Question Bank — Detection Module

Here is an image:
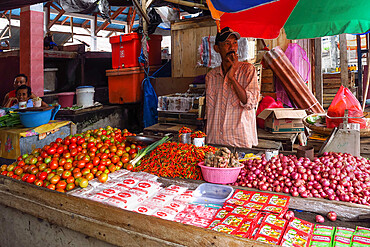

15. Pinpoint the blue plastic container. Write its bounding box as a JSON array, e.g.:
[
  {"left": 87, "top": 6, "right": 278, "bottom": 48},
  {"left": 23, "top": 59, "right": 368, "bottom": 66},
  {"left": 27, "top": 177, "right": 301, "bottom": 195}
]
[
  {"left": 193, "top": 183, "right": 234, "bottom": 205},
  {"left": 19, "top": 105, "right": 60, "bottom": 128}
]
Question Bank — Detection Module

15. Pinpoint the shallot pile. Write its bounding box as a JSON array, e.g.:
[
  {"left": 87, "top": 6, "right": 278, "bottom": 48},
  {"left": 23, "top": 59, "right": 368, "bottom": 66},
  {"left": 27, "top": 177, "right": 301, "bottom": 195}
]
[{"left": 231, "top": 152, "right": 370, "bottom": 206}]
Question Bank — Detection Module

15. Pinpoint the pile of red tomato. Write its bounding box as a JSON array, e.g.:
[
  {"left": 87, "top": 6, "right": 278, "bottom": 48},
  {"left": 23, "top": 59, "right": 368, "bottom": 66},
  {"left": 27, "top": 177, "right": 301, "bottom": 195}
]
[{"left": 0, "top": 126, "right": 140, "bottom": 193}]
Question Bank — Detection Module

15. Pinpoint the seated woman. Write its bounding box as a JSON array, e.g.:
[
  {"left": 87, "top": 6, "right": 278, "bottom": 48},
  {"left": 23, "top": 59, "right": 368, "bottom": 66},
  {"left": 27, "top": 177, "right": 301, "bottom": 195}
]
[
  {"left": 2, "top": 74, "right": 48, "bottom": 107},
  {"left": 4, "top": 85, "right": 34, "bottom": 109}
]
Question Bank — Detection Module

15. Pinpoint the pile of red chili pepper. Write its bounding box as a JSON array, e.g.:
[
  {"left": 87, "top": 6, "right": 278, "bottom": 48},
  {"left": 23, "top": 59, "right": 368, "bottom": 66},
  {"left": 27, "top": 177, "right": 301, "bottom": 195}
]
[{"left": 133, "top": 142, "right": 217, "bottom": 180}]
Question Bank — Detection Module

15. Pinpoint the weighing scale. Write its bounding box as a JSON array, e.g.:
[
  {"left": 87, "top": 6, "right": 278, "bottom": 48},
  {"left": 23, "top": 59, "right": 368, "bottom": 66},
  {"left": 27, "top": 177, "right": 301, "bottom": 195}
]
[{"left": 319, "top": 110, "right": 361, "bottom": 157}]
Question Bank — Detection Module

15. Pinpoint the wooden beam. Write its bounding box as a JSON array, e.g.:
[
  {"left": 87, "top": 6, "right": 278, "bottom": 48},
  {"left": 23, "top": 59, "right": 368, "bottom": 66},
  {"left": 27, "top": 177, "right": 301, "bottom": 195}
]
[
  {"left": 132, "top": 0, "right": 150, "bottom": 24},
  {"left": 61, "top": 16, "right": 69, "bottom": 25},
  {"left": 163, "top": 0, "right": 208, "bottom": 10},
  {"left": 81, "top": 20, "right": 90, "bottom": 28},
  {"left": 48, "top": 9, "right": 65, "bottom": 29},
  {"left": 50, "top": 3, "right": 62, "bottom": 12},
  {"left": 95, "top": 7, "right": 126, "bottom": 35},
  {"left": 129, "top": 9, "right": 136, "bottom": 33},
  {"left": 340, "top": 34, "right": 349, "bottom": 87},
  {"left": 314, "top": 38, "right": 323, "bottom": 105}
]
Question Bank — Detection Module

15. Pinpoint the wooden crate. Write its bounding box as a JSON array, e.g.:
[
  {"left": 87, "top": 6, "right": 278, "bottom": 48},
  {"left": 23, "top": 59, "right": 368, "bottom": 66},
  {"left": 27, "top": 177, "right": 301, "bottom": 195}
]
[{"left": 171, "top": 17, "right": 217, "bottom": 77}]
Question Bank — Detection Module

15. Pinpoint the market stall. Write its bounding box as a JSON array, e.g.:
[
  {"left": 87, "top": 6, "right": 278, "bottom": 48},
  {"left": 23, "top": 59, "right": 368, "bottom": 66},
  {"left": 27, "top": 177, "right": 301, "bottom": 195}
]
[{"left": 0, "top": 126, "right": 369, "bottom": 247}]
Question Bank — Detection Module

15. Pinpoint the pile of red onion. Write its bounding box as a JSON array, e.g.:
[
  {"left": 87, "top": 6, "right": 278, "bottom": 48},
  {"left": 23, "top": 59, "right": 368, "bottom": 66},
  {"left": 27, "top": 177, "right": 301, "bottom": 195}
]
[{"left": 232, "top": 152, "right": 370, "bottom": 206}]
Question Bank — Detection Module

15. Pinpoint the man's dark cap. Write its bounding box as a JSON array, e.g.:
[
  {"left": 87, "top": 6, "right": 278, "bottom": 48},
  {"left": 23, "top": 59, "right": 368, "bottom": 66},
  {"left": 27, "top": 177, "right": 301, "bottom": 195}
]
[{"left": 215, "top": 27, "right": 241, "bottom": 44}]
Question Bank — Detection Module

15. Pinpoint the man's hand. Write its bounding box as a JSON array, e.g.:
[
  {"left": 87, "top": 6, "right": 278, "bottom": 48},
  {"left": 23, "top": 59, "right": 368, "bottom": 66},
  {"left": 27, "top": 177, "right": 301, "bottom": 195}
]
[{"left": 225, "top": 52, "right": 238, "bottom": 83}]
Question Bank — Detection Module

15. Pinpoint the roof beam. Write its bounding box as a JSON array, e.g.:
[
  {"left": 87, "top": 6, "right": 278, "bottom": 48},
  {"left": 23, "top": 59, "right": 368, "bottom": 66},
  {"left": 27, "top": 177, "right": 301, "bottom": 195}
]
[
  {"left": 128, "top": 8, "right": 136, "bottom": 33},
  {"left": 163, "top": 0, "right": 208, "bottom": 10},
  {"left": 95, "top": 7, "right": 126, "bottom": 35},
  {"left": 61, "top": 16, "right": 69, "bottom": 25},
  {"left": 48, "top": 8, "right": 65, "bottom": 29},
  {"left": 50, "top": 9, "right": 129, "bottom": 26}
]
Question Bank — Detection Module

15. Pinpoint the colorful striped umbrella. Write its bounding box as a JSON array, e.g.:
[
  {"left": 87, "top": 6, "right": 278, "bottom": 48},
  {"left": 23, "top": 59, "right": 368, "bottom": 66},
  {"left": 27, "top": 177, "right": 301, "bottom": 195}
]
[{"left": 208, "top": 0, "right": 370, "bottom": 39}]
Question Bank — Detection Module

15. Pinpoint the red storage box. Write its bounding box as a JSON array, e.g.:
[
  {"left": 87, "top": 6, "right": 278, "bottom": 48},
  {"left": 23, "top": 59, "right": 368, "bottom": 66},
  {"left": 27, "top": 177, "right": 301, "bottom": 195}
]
[
  {"left": 106, "top": 66, "right": 159, "bottom": 104},
  {"left": 110, "top": 33, "right": 162, "bottom": 69}
]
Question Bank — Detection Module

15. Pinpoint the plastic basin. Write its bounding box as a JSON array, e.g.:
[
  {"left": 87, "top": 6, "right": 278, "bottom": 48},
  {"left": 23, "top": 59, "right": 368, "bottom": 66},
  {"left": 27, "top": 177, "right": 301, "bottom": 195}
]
[
  {"left": 198, "top": 162, "right": 244, "bottom": 184},
  {"left": 19, "top": 105, "right": 60, "bottom": 128},
  {"left": 193, "top": 183, "right": 234, "bottom": 205},
  {"left": 58, "top": 92, "right": 75, "bottom": 108}
]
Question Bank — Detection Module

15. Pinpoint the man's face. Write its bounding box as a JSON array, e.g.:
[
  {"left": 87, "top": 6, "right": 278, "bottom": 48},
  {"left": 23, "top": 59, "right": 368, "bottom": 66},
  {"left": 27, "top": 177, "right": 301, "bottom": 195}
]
[
  {"left": 17, "top": 89, "right": 29, "bottom": 102},
  {"left": 14, "top": 76, "right": 27, "bottom": 89},
  {"left": 214, "top": 35, "right": 238, "bottom": 62}
]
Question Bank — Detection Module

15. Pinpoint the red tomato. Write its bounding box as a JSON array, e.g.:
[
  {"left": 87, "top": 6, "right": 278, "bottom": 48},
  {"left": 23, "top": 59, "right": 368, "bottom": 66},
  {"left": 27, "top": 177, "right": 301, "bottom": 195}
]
[
  {"left": 55, "top": 138, "right": 63, "bottom": 143},
  {"left": 1, "top": 171, "right": 8, "bottom": 176},
  {"left": 47, "top": 148, "right": 57, "bottom": 155},
  {"left": 21, "top": 173, "right": 29, "bottom": 181},
  {"left": 50, "top": 175, "right": 61, "bottom": 184},
  {"left": 77, "top": 138, "right": 85, "bottom": 145},
  {"left": 26, "top": 174, "right": 36, "bottom": 183},
  {"left": 34, "top": 179, "right": 43, "bottom": 187},
  {"left": 98, "top": 173, "right": 108, "bottom": 183},
  {"left": 126, "top": 164, "right": 134, "bottom": 171},
  {"left": 66, "top": 176, "right": 75, "bottom": 184},
  {"left": 87, "top": 142, "right": 95, "bottom": 149},
  {"left": 66, "top": 183, "right": 75, "bottom": 191},
  {"left": 14, "top": 167, "right": 24, "bottom": 176},
  {"left": 70, "top": 137, "right": 77, "bottom": 143},
  {"left": 47, "top": 184, "right": 56, "bottom": 190},
  {"left": 97, "top": 164, "right": 106, "bottom": 171},
  {"left": 92, "top": 157, "right": 100, "bottom": 166},
  {"left": 38, "top": 171, "right": 48, "bottom": 180},
  {"left": 49, "top": 160, "right": 59, "bottom": 170},
  {"left": 56, "top": 146, "right": 64, "bottom": 154},
  {"left": 76, "top": 161, "right": 85, "bottom": 169},
  {"left": 69, "top": 143, "right": 77, "bottom": 150},
  {"left": 70, "top": 148, "right": 78, "bottom": 157},
  {"left": 56, "top": 180, "right": 67, "bottom": 190},
  {"left": 61, "top": 170, "right": 71, "bottom": 179},
  {"left": 64, "top": 162, "right": 72, "bottom": 170},
  {"left": 77, "top": 146, "right": 82, "bottom": 152},
  {"left": 85, "top": 162, "right": 93, "bottom": 170}
]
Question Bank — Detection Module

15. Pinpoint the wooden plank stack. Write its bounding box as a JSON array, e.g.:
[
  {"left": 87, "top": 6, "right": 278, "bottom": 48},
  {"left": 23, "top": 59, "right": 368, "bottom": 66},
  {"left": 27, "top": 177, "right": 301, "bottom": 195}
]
[
  {"left": 323, "top": 72, "right": 355, "bottom": 108},
  {"left": 260, "top": 68, "right": 276, "bottom": 99}
]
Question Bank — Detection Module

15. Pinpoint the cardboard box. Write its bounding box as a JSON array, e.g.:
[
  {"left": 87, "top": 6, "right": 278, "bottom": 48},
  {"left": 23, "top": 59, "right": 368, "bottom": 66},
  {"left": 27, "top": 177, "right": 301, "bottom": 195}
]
[{"left": 258, "top": 108, "right": 307, "bottom": 133}]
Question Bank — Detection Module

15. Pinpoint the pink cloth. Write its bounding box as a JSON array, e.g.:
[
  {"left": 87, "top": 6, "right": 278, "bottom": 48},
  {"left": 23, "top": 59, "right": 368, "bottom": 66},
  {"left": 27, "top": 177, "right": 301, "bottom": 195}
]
[{"left": 206, "top": 62, "right": 259, "bottom": 148}]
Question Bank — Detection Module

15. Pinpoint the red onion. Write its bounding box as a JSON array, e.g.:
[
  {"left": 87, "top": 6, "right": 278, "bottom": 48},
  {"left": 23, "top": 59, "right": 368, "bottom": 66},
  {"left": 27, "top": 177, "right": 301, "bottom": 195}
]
[
  {"left": 327, "top": 211, "right": 337, "bottom": 221},
  {"left": 235, "top": 152, "right": 370, "bottom": 206},
  {"left": 284, "top": 211, "right": 295, "bottom": 220},
  {"left": 315, "top": 215, "right": 325, "bottom": 223}
]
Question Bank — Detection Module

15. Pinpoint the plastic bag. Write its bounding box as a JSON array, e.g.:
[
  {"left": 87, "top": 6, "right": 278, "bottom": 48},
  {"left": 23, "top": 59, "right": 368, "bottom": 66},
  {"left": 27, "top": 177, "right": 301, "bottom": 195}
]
[
  {"left": 256, "top": 96, "right": 283, "bottom": 129},
  {"left": 285, "top": 43, "right": 311, "bottom": 84},
  {"left": 136, "top": 8, "right": 163, "bottom": 35},
  {"left": 142, "top": 76, "right": 158, "bottom": 128},
  {"left": 326, "top": 86, "right": 367, "bottom": 129},
  {"left": 58, "top": 0, "right": 111, "bottom": 22}
]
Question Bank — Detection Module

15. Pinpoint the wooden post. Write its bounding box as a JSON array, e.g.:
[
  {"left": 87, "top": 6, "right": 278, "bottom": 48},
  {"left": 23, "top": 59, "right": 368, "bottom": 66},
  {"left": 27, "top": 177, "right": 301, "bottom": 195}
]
[
  {"left": 340, "top": 34, "right": 349, "bottom": 87},
  {"left": 314, "top": 38, "right": 323, "bottom": 105}
]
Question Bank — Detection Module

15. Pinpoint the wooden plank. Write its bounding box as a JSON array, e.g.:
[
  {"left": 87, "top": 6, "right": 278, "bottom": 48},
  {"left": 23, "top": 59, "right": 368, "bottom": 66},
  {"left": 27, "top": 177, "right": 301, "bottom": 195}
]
[
  {"left": 0, "top": 177, "right": 274, "bottom": 247},
  {"left": 171, "top": 17, "right": 216, "bottom": 31},
  {"left": 314, "top": 38, "right": 323, "bottom": 105},
  {"left": 340, "top": 34, "right": 349, "bottom": 87},
  {"left": 261, "top": 83, "right": 275, "bottom": 92}
]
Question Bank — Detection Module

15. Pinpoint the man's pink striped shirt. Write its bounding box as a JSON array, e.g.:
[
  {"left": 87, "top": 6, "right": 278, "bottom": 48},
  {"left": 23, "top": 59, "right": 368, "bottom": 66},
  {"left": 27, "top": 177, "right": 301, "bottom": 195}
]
[{"left": 206, "top": 62, "right": 259, "bottom": 148}]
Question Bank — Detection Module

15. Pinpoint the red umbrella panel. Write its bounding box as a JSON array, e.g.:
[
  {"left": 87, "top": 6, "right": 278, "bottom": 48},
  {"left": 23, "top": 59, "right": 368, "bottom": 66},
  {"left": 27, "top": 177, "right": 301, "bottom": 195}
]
[{"left": 207, "top": 0, "right": 299, "bottom": 39}]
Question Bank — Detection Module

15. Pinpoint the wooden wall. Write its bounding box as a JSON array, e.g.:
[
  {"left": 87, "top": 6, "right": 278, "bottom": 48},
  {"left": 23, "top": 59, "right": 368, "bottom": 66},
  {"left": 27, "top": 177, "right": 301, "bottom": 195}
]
[{"left": 171, "top": 17, "right": 217, "bottom": 78}]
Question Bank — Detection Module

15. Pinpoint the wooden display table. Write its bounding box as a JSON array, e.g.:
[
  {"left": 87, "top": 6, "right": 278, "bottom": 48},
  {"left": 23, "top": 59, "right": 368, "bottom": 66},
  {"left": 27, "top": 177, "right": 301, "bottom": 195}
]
[{"left": 0, "top": 175, "right": 369, "bottom": 246}]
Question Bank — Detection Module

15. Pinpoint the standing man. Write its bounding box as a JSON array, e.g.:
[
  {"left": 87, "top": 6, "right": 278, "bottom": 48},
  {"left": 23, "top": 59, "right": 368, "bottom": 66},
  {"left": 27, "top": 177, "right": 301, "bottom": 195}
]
[{"left": 206, "top": 27, "right": 259, "bottom": 148}]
